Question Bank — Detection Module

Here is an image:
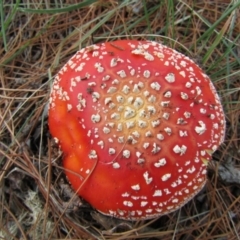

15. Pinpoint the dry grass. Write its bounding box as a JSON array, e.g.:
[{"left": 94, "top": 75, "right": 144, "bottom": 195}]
[{"left": 0, "top": 0, "right": 240, "bottom": 239}]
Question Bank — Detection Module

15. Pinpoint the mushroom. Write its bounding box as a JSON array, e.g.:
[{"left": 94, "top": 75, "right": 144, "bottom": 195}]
[{"left": 48, "top": 40, "right": 225, "bottom": 220}]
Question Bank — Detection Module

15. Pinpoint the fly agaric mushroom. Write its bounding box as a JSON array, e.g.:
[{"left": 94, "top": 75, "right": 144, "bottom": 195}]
[{"left": 48, "top": 40, "right": 225, "bottom": 220}]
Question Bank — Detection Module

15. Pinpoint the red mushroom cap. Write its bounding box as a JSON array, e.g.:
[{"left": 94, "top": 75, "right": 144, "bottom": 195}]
[{"left": 48, "top": 40, "right": 225, "bottom": 220}]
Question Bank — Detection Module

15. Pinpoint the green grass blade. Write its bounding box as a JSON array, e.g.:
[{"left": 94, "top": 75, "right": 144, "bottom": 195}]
[
  {"left": 1, "top": 16, "right": 55, "bottom": 66},
  {"left": 17, "top": 0, "right": 98, "bottom": 14}
]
